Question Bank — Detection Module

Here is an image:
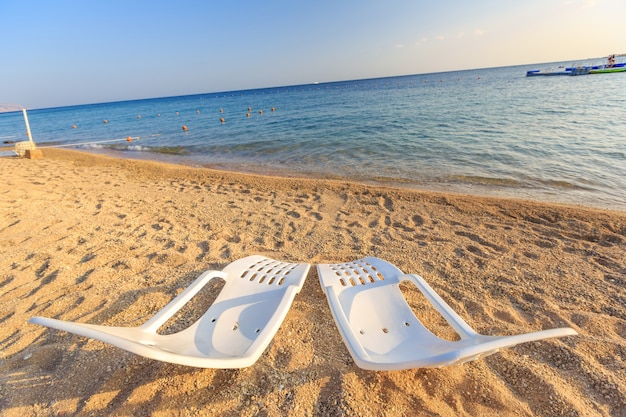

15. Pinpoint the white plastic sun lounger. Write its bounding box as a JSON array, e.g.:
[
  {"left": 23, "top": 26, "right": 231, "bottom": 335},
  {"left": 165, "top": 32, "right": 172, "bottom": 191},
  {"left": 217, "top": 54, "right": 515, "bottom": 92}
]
[
  {"left": 30, "top": 256, "right": 310, "bottom": 368},
  {"left": 317, "top": 257, "right": 577, "bottom": 370}
]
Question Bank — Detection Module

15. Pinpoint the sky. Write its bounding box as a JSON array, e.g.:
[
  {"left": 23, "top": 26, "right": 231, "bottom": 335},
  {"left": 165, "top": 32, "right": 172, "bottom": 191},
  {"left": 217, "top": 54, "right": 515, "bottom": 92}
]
[{"left": 1, "top": 0, "right": 624, "bottom": 110}]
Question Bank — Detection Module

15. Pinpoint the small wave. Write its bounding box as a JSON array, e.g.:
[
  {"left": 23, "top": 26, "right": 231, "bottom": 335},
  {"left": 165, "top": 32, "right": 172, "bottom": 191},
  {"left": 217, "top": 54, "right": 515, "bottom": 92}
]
[
  {"left": 368, "top": 176, "right": 417, "bottom": 184},
  {"left": 79, "top": 143, "right": 189, "bottom": 154},
  {"left": 125, "top": 145, "right": 151, "bottom": 151},
  {"left": 447, "top": 175, "right": 522, "bottom": 187},
  {"left": 122, "top": 144, "right": 189, "bottom": 155},
  {"left": 149, "top": 146, "right": 190, "bottom": 155},
  {"left": 108, "top": 144, "right": 153, "bottom": 152},
  {"left": 77, "top": 143, "right": 150, "bottom": 151},
  {"left": 78, "top": 143, "right": 106, "bottom": 149},
  {"left": 536, "top": 179, "right": 589, "bottom": 190}
]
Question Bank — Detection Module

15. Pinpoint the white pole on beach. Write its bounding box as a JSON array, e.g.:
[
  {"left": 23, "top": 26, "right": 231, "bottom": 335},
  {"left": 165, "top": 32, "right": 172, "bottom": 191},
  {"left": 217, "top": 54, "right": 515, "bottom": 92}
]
[{"left": 22, "top": 108, "right": 34, "bottom": 145}]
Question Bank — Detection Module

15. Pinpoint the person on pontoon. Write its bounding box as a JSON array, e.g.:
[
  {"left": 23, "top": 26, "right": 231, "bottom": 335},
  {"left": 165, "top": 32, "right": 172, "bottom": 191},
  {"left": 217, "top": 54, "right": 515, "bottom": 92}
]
[{"left": 607, "top": 54, "right": 615, "bottom": 68}]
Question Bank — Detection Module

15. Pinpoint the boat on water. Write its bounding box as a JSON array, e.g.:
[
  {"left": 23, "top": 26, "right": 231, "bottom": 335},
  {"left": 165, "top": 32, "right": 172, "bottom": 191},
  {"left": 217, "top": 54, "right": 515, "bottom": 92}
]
[
  {"left": 526, "top": 66, "right": 590, "bottom": 77},
  {"left": 595, "top": 53, "right": 622, "bottom": 72},
  {"left": 566, "top": 62, "right": 626, "bottom": 71},
  {"left": 589, "top": 65, "right": 626, "bottom": 74},
  {"left": 527, "top": 54, "right": 626, "bottom": 77}
]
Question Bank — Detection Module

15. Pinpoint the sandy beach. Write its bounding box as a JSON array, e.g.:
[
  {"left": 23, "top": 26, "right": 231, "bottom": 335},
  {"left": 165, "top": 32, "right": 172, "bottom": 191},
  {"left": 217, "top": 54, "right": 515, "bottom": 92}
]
[{"left": 1, "top": 148, "right": 624, "bottom": 416}]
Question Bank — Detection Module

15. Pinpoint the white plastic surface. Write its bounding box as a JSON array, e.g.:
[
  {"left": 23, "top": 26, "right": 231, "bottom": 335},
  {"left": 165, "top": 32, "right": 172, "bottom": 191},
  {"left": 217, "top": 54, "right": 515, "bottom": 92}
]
[
  {"left": 30, "top": 256, "right": 310, "bottom": 368},
  {"left": 317, "top": 257, "right": 577, "bottom": 370}
]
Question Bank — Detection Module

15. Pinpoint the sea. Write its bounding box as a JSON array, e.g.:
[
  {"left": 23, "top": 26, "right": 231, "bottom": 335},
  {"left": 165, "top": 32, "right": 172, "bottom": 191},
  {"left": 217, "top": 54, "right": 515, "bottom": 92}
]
[{"left": 2, "top": 61, "right": 625, "bottom": 211}]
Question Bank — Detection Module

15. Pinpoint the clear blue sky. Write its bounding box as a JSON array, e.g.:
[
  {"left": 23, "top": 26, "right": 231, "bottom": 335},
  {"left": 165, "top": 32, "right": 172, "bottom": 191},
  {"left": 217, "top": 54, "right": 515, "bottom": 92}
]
[{"left": 1, "top": 0, "right": 624, "bottom": 109}]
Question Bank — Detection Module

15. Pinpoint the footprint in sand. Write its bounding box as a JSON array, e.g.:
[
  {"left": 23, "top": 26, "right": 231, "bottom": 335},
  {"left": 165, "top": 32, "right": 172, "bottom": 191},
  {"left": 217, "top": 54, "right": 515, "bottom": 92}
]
[
  {"left": 392, "top": 221, "right": 415, "bottom": 232},
  {"left": 523, "top": 251, "right": 539, "bottom": 260},
  {"left": 493, "top": 308, "right": 519, "bottom": 324},
  {"left": 411, "top": 214, "right": 424, "bottom": 227},
  {"left": 308, "top": 212, "right": 323, "bottom": 221},
  {"left": 455, "top": 231, "right": 505, "bottom": 253},
  {"left": 380, "top": 196, "right": 394, "bottom": 211}
]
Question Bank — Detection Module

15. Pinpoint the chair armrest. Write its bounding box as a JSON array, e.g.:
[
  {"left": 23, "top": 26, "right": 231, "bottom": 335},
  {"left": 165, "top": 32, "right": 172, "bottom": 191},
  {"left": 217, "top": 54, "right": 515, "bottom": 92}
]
[
  {"left": 402, "top": 274, "right": 479, "bottom": 340},
  {"left": 141, "top": 270, "right": 227, "bottom": 332}
]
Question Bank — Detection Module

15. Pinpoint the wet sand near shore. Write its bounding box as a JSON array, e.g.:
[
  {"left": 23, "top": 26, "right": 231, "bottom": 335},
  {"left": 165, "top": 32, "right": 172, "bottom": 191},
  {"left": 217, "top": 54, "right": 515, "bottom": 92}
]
[{"left": 1, "top": 148, "right": 624, "bottom": 416}]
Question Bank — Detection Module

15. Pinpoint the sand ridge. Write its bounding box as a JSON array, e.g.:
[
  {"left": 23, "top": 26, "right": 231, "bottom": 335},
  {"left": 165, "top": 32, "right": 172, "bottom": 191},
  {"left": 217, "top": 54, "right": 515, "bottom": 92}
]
[{"left": 0, "top": 148, "right": 624, "bottom": 416}]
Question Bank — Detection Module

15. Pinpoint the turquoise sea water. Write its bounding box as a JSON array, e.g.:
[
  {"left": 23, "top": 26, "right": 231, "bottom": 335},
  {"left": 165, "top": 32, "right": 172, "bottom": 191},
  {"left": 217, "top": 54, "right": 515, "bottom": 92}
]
[{"left": 2, "top": 62, "right": 625, "bottom": 211}]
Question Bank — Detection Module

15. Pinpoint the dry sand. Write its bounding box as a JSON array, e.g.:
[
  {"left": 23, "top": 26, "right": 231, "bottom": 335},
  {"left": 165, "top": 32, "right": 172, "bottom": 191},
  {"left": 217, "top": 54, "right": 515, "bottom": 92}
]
[{"left": 0, "top": 148, "right": 624, "bottom": 416}]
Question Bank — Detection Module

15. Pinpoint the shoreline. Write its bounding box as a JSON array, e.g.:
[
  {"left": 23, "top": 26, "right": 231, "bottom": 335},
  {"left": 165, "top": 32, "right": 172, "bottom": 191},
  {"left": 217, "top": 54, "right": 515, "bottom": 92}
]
[
  {"left": 1, "top": 148, "right": 624, "bottom": 416},
  {"left": 43, "top": 147, "right": 626, "bottom": 214}
]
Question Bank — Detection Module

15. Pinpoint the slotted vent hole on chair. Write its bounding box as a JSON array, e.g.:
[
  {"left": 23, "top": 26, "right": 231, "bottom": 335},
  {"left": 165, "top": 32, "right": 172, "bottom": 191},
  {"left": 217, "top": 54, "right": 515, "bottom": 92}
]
[
  {"left": 331, "top": 262, "right": 384, "bottom": 287},
  {"left": 357, "top": 263, "right": 384, "bottom": 282},
  {"left": 157, "top": 276, "right": 226, "bottom": 335},
  {"left": 239, "top": 260, "right": 295, "bottom": 286},
  {"left": 398, "top": 281, "right": 461, "bottom": 342}
]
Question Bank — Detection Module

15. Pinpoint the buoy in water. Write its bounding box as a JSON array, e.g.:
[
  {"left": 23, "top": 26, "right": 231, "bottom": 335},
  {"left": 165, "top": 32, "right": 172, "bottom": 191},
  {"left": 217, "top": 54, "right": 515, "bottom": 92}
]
[
  {"left": 72, "top": 125, "right": 77, "bottom": 129},
  {"left": 126, "top": 136, "right": 133, "bottom": 142},
  {"left": 182, "top": 125, "right": 188, "bottom": 131}
]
